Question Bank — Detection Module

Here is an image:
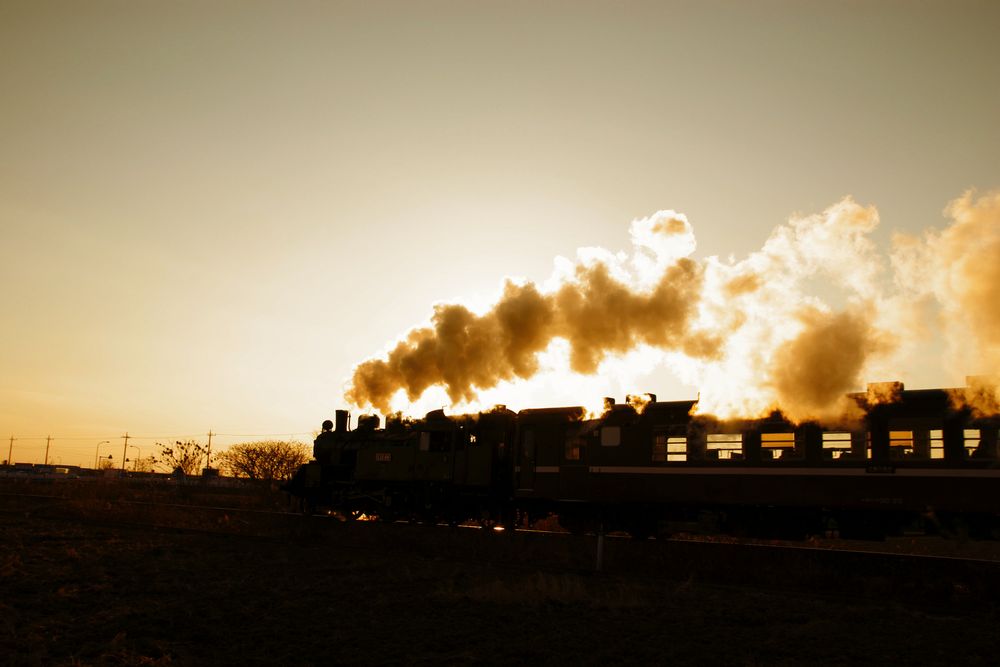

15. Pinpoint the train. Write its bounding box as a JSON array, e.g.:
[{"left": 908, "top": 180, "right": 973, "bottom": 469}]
[{"left": 283, "top": 380, "right": 1000, "bottom": 540}]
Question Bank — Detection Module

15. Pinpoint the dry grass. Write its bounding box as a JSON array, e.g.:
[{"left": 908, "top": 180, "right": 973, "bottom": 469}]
[
  {"left": 3, "top": 512, "right": 999, "bottom": 666},
  {"left": 439, "top": 571, "right": 649, "bottom": 609},
  {"left": 4, "top": 484, "right": 1000, "bottom": 665}
]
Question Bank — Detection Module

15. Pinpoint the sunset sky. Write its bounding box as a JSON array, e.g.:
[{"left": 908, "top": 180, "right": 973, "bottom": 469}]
[{"left": 2, "top": 1, "right": 998, "bottom": 467}]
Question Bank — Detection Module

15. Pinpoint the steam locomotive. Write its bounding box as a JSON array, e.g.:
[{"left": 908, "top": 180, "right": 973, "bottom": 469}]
[{"left": 283, "top": 381, "right": 1000, "bottom": 539}]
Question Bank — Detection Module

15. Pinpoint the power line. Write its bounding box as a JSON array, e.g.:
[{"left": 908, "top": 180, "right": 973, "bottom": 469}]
[
  {"left": 0, "top": 432, "right": 313, "bottom": 441},
  {"left": 213, "top": 432, "right": 313, "bottom": 437},
  {"left": 110, "top": 434, "right": 210, "bottom": 441}
]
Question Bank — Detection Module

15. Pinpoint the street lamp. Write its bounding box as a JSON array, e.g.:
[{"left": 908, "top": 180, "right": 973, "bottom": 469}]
[
  {"left": 128, "top": 444, "right": 141, "bottom": 472},
  {"left": 94, "top": 441, "right": 110, "bottom": 469}
]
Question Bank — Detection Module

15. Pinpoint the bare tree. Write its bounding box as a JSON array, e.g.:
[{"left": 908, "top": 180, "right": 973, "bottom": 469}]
[
  {"left": 216, "top": 441, "right": 310, "bottom": 481},
  {"left": 131, "top": 456, "right": 157, "bottom": 473},
  {"left": 155, "top": 440, "right": 208, "bottom": 475}
]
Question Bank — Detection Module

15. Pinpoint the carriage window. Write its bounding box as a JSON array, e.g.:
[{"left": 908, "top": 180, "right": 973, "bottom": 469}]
[
  {"left": 929, "top": 429, "right": 944, "bottom": 460},
  {"left": 964, "top": 429, "right": 981, "bottom": 457},
  {"left": 761, "top": 432, "right": 799, "bottom": 461},
  {"left": 706, "top": 433, "right": 742, "bottom": 460},
  {"left": 667, "top": 437, "right": 687, "bottom": 462},
  {"left": 889, "top": 430, "right": 914, "bottom": 459},
  {"left": 822, "top": 432, "right": 852, "bottom": 460},
  {"left": 653, "top": 434, "right": 687, "bottom": 462},
  {"left": 601, "top": 426, "right": 621, "bottom": 447},
  {"left": 419, "top": 432, "right": 430, "bottom": 452}
]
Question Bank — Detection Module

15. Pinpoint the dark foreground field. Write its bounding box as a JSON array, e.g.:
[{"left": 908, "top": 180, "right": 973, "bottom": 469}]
[{"left": 2, "top": 496, "right": 1000, "bottom": 665}]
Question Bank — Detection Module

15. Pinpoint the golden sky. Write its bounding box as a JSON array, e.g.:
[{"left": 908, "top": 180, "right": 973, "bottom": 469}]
[{"left": 2, "top": 1, "right": 998, "bottom": 466}]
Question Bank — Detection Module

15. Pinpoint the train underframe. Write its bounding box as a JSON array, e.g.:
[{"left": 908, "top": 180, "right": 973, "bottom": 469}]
[
  {"left": 286, "top": 474, "right": 1000, "bottom": 540},
  {"left": 287, "top": 477, "right": 516, "bottom": 528},
  {"left": 548, "top": 501, "right": 1000, "bottom": 541}
]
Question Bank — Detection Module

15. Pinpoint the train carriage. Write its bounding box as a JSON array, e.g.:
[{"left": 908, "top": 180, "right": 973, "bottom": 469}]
[{"left": 286, "top": 380, "right": 1000, "bottom": 539}]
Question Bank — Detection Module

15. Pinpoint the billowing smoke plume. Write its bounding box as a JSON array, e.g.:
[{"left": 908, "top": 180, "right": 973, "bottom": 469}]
[
  {"left": 346, "top": 212, "right": 717, "bottom": 413},
  {"left": 346, "top": 189, "right": 1000, "bottom": 422},
  {"left": 671, "top": 195, "right": 914, "bottom": 423},
  {"left": 893, "top": 190, "right": 1000, "bottom": 415},
  {"left": 769, "top": 307, "right": 892, "bottom": 423}
]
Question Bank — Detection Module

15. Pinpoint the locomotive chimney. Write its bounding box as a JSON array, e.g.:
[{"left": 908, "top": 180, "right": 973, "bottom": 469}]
[{"left": 335, "top": 410, "right": 350, "bottom": 433}]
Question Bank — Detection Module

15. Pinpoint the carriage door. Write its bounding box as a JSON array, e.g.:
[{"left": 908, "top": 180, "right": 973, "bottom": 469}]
[
  {"left": 559, "top": 426, "right": 588, "bottom": 500},
  {"left": 518, "top": 429, "right": 536, "bottom": 490},
  {"left": 452, "top": 427, "right": 468, "bottom": 484}
]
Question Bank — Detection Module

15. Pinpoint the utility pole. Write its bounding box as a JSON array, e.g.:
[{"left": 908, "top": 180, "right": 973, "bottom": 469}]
[
  {"left": 44, "top": 436, "right": 52, "bottom": 466},
  {"left": 6, "top": 435, "right": 13, "bottom": 467},
  {"left": 121, "top": 432, "right": 130, "bottom": 471},
  {"left": 206, "top": 430, "right": 214, "bottom": 470},
  {"left": 94, "top": 441, "right": 110, "bottom": 469}
]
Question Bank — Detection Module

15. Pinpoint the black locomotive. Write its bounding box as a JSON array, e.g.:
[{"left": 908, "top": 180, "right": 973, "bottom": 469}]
[{"left": 284, "top": 381, "right": 1000, "bottom": 539}]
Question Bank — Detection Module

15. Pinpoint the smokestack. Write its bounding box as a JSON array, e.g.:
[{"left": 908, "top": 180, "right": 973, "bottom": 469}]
[{"left": 335, "top": 410, "right": 350, "bottom": 433}]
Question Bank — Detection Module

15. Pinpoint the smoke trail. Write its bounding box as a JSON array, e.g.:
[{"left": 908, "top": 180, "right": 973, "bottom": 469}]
[
  {"left": 346, "top": 190, "right": 999, "bottom": 421},
  {"left": 892, "top": 189, "right": 1000, "bottom": 415},
  {"left": 769, "top": 306, "right": 892, "bottom": 423},
  {"left": 346, "top": 212, "right": 715, "bottom": 414},
  {"left": 677, "top": 196, "right": 896, "bottom": 423}
]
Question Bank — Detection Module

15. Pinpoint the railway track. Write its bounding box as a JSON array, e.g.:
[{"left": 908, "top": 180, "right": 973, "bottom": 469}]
[
  {"left": 4, "top": 489, "right": 1000, "bottom": 558},
  {"left": 3, "top": 490, "right": 1000, "bottom": 611}
]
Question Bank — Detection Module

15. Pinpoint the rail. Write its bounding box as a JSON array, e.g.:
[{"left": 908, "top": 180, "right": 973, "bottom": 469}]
[{"left": 3, "top": 491, "right": 999, "bottom": 611}]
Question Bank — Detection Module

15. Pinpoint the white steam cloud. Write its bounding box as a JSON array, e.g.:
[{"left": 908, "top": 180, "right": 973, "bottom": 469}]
[{"left": 346, "top": 189, "right": 1000, "bottom": 422}]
